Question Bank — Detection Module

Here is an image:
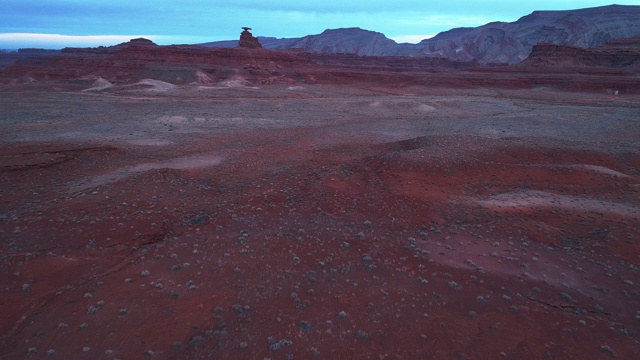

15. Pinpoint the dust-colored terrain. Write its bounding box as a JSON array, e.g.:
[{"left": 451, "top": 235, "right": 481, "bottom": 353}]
[{"left": 1, "top": 45, "right": 640, "bottom": 359}]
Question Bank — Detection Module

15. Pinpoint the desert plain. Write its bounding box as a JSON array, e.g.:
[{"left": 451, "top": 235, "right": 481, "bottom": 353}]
[{"left": 0, "top": 46, "right": 639, "bottom": 360}]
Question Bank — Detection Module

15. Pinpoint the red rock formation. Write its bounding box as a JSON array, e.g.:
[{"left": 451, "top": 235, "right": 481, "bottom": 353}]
[
  {"left": 522, "top": 35, "right": 640, "bottom": 68},
  {"left": 238, "top": 28, "right": 262, "bottom": 49},
  {"left": 2, "top": 35, "right": 639, "bottom": 94},
  {"left": 0, "top": 38, "right": 313, "bottom": 85}
]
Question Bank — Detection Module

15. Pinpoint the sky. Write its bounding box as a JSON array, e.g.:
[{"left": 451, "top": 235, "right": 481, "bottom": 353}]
[{"left": 1, "top": 1, "right": 639, "bottom": 49}]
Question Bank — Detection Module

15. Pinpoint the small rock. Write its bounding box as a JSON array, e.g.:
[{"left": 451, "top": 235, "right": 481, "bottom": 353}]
[
  {"left": 560, "top": 293, "right": 573, "bottom": 302},
  {"left": 355, "top": 330, "right": 369, "bottom": 340},
  {"left": 600, "top": 345, "right": 615, "bottom": 357}
]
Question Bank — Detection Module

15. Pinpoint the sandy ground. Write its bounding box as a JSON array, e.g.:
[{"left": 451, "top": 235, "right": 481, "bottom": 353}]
[{"left": 1, "top": 83, "right": 639, "bottom": 359}]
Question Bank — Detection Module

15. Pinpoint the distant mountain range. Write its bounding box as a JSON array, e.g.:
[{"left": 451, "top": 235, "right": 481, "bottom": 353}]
[
  {"left": 200, "top": 5, "right": 640, "bottom": 64},
  {"left": 201, "top": 28, "right": 413, "bottom": 57}
]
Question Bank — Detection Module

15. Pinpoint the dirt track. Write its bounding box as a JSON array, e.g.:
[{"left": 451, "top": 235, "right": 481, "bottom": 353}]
[{"left": 1, "top": 84, "right": 639, "bottom": 359}]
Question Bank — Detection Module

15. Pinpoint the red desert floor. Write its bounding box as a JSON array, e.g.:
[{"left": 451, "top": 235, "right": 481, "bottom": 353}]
[{"left": 0, "top": 84, "right": 639, "bottom": 359}]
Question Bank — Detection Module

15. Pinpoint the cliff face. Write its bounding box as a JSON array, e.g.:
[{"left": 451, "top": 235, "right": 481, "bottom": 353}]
[{"left": 522, "top": 35, "right": 640, "bottom": 68}]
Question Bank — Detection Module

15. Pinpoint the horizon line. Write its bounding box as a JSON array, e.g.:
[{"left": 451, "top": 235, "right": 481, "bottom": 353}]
[{"left": 0, "top": 31, "right": 434, "bottom": 50}]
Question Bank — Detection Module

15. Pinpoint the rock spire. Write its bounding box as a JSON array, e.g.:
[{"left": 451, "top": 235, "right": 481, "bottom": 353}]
[{"left": 238, "top": 27, "right": 263, "bottom": 49}]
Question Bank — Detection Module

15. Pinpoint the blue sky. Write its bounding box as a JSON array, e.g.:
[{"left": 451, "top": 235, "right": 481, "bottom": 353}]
[{"left": 1, "top": 1, "right": 638, "bottom": 49}]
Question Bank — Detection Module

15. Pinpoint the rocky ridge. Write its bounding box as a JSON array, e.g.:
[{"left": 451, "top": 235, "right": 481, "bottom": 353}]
[
  {"left": 201, "top": 28, "right": 416, "bottom": 56},
  {"left": 201, "top": 5, "right": 640, "bottom": 64},
  {"left": 1, "top": 38, "right": 313, "bottom": 86},
  {"left": 522, "top": 35, "right": 640, "bottom": 68},
  {"left": 2, "top": 34, "right": 639, "bottom": 94},
  {"left": 416, "top": 4, "right": 640, "bottom": 64}
]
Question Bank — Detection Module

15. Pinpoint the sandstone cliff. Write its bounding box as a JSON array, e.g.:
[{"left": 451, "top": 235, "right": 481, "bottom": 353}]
[{"left": 521, "top": 35, "right": 640, "bottom": 69}]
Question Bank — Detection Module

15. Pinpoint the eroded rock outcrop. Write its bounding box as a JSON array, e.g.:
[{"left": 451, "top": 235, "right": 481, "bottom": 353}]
[
  {"left": 0, "top": 37, "right": 312, "bottom": 86},
  {"left": 238, "top": 27, "right": 263, "bottom": 49},
  {"left": 522, "top": 35, "right": 640, "bottom": 68}
]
